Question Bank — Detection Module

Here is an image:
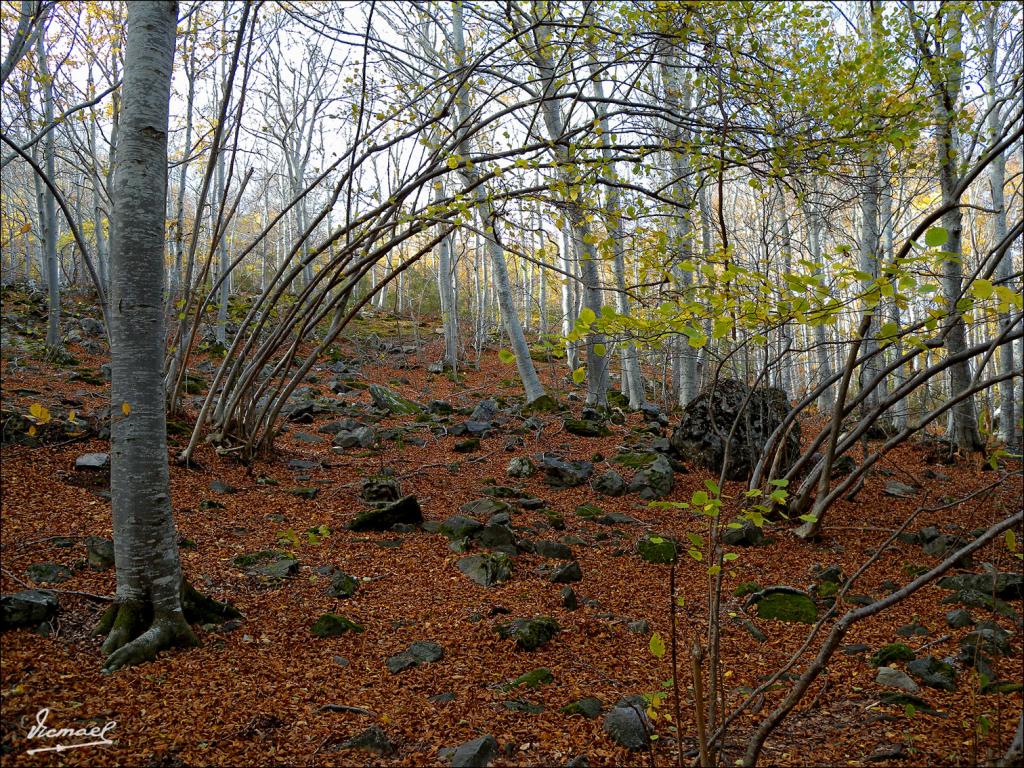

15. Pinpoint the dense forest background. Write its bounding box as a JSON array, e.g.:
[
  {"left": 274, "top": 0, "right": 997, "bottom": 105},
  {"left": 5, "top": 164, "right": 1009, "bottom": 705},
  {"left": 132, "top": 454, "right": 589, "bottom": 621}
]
[{"left": 1, "top": 1, "right": 1022, "bottom": 766}]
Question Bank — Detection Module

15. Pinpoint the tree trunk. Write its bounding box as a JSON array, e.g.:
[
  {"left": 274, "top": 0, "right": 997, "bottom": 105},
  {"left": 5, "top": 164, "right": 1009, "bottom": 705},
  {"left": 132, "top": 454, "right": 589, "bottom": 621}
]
[
  {"left": 101, "top": 0, "right": 196, "bottom": 673},
  {"left": 37, "top": 28, "right": 60, "bottom": 349}
]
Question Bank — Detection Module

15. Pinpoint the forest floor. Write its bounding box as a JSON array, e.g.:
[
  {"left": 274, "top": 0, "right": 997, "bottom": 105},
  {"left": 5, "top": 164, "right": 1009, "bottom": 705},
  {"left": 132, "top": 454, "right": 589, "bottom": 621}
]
[{"left": 1, "top": 287, "right": 1022, "bottom": 768}]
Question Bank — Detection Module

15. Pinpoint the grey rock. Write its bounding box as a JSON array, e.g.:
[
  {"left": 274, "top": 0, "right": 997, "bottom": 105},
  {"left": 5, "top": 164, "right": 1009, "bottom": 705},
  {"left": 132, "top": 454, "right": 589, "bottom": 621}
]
[
  {"left": 210, "top": 478, "right": 236, "bottom": 494},
  {"left": 440, "top": 515, "right": 484, "bottom": 540},
  {"left": 387, "top": 640, "right": 444, "bottom": 673},
  {"left": 876, "top": 666, "right": 920, "bottom": 692},
  {"left": 75, "top": 452, "right": 109, "bottom": 470},
  {"left": 326, "top": 570, "right": 359, "bottom": 598},
  {"left": 946, "top": 609, "right": 975, "bottom": 628},
  {"left": 348, "top": 496, "right": 422, "bottom": 531},
  {"left": 506, "top": 456, "right": 535, "bottom": 478},
  {"left": 906, "top": 656, "right": 957, "bottom": 691},
  {"left": 540, "top": 454, "right": 593, "bottom": 488},
  {"left": 457, "top": 553, "right": 513, "bottom": 587},
  {"left": 560, "top": 697, "right": 603, "bottom": 719},
  {"left": 1, "top": 590, "right": 58, "bottom": 630},
  {"left": 722, "top": 519, "right": 766, "bottom": 547},
  {"left": 603, "top": 697, "right": 652, "bottom": 751},
  {"left": 340, "top": 726, "right": 395, "bottom": 756},
  {"left": 535, "top": 540, "right": 573, "bottom": 560},
  {"left": 550, "top": 561, "right": 582, "bottom": 584},
  {"left": 626, "top": 454, "right": 674, "bottom": 499},
  {"left": 937, "top": 571, "right": 1023, "bottom": 601},
  {"left": 627, "top": 620, "right": 650, "bottom": 634},
  {"left": 451, "top": 734, "right": 498, "bottom": 768},
  {"left": 560, "top": 587, "right": 578, "bottom": 611},
  {"left": 669, "top": 378, "right": 799, "bottom": 481},
  {"left": 477, "top": 523, "right": 516, "bottom": 549},
  {"left": 884, "top": 481, "right": 917, "bottom": 498},
  {"left": 26, "top": 562, "right": 72, "bottom": 584},
  {"left": 471, "top": 399, "right": 500, "bottom": 422},
  {"left": 591, "top": 470, "right": 627, "bottom": 497},
  {"left": 461, "top": 498, "right": 511, "bottom": 518},
  {"left": 84, "top": 536, "right": 114, "bottom": 570},
  {"left": 495, "top": 616, "right": 559, "bottom": 651}
]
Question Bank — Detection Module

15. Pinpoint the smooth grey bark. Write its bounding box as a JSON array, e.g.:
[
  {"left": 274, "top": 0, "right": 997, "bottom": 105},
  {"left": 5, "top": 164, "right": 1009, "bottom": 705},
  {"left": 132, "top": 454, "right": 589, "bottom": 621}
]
[
  {"left": 171, "top": 14, "right": 195, "bottom": 295},
  {"left": 591, "top": 62, "right": 644, "bottom": 408},
  {"left": 560, "top": 225, "right": 579, "bottom": 370},
  {"left": 451, "top": 0, "right": 545, "bottom": 402},
  {"left": 909, "top": 2, "right": 983, "bottom": 451},
  {"left": 435, "top": 182, "right": 458, "bottom": 371},
  {"left": 102, "top": 0, "right": 194, "bottom": 672},
  {"left": 661, "top": 51, "right": 698, "bottom": 405},
  {"left": 775, "top": 187, "right": 795, "bottom": 397},
  {"left": 879, "top": 176, "right": 907, "bottom": 430},
  {"left": 985, "top": 13, "right": 1016, "bottom": 448},
  {"left": 521, "top": 12, "right": 608, "bottom": 406},
  {"left": 0, "top": 0, "right": 49, "bottom": 88},
  {"left": 802, "top": 184, "right": 834, "bottom": 412},
  {"left": 36, "top": 28, "right": 59, "bottom": 348},
  {"left": 86, "top": 66, "right": 109, "bottom": 292}
]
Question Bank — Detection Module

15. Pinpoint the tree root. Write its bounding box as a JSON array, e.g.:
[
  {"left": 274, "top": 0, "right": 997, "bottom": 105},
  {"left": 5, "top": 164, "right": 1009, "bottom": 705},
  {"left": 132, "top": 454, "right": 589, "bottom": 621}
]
[{"left": 94, "top": 579, "right": 240, "bottom": 672}]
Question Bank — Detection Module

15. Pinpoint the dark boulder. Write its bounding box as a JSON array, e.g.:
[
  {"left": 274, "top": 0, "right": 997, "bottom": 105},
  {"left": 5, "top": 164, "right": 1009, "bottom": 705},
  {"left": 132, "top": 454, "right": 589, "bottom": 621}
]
[{"left": 669, "top": 378, "right": 798, "bottom": 481}]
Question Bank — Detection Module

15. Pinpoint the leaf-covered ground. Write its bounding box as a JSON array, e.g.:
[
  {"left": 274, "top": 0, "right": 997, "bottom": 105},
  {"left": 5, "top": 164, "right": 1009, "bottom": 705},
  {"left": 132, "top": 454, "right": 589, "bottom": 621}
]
[{"left": 1, "top": 301, "right": 1021, "bottom": 767}]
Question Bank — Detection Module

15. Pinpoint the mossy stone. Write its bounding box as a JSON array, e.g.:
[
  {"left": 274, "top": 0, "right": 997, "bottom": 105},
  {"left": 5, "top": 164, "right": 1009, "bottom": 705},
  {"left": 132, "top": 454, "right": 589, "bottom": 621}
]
[
  {"left": 870, "top": 642, "right": 916, "bottom": 668},
  {"left": 509, "top": 667, "right": 553, "bottom": 689},
  {"left": 751, "top": 588, "right": 817, "bottom": 624},
  {"left": 311, "top": 613, "right": 364, "bottom": 637},
  {"left": 636, "top": 534, "right": 677, "bottom": 564}
]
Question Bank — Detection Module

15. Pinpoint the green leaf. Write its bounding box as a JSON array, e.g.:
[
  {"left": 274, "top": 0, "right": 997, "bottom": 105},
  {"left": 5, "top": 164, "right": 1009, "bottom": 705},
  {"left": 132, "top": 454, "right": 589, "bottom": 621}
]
[
  {"left": 593, "top": 343, "right": 606, "bottom": 357},
  {"left": 688, "top": 548, "right": 703, "bottom": 561},
  {"left": 571, "top": 367, "right": 586, "bottom": 384},
  {"left": 1006, "top": 529, "right": 1017, "bottom": 552},
  {"left": 924, "top": 227, "right": 948, "bottom": 247},
  {"left": 579, "top": 307, "right": 597, "bottom": 325},
  {"left": 723, "top": 552, "right": 739, "bottom": 562},
  {"left": 971, "top": 279, "right": 993, "bottom": 300},
  {"left": 707, "top": 564, "right": 721, "bottom": 575},
  {"left": 498, "top": 349, "right": 515, "bottom": 364},
  {"left": 691, "top": 490, "right": 709, "bottom": 506},
  {"left": 649, "top": 632, "right": 666, "bottom": 658},
  {"left": 704, "top": 479, "right": 720, "bottom": 496},
  {"left": 686, "top": 532, "right": 703, "bottom": 548},
  {"left": 798, "top": 514, "right": 818, "bottom": 523}
]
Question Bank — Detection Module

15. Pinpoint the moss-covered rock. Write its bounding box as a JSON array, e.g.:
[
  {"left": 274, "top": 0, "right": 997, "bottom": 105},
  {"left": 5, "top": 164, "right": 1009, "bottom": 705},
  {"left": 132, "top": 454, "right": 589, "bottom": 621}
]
[
  {"left": 560, "top": 697, "right": 603, "bottom": 719},
  {"left": 574, "top": 503, "right": 603, "bottom": 520},
  {"left": 496, "top": 616, "right": 560, "bottom": 651},
  {"left": 368, "top": 384, "right": 422, "bottom": 415},
  {"left": 749, "top": 587, "right": 817, "bottom": 624},
  {"left": 733, "top": 581, "right": 762, "bottom": 598},
  {"left": 906, "top": 656, "right": 957, "bottom": 691},
  {"left": 311, "top": 613, "right": 364, "bottom": 637},
  {"left": 563, "top": 418, "right": 611, "bottom": 437},
  {"left": 636, "top": 534, "right": 677, "bottom": 565},
  {"left": 348, "top": 496, "right": 422, "bottom": 531},
  {"left": 457, "top": 552, "right": 512, "bottom": 587},
  {"left": 326, "top": 570, "right": 359, "bottom": 599},
  {"left": 869, "top": 642, "right": 916, "bottom": 668},
  {"left": 508, "top": 667, "right": 553, "bottom": 689}
]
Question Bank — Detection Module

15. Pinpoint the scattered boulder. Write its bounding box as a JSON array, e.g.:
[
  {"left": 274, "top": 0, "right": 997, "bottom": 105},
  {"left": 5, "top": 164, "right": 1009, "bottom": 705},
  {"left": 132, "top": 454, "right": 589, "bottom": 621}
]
[
  {"left": 669, "top": 378, "right": 799, "bottom": 481},
  {"left": 636, "top": 534, "right": 677, "bottom": 565},
  {"left": 627, "top": 620, "right": 650, "bottom": 634},
  {"left": 348, "top": 496, "right": 422, "bottom": 531},
  {"left": 332, "top": 426, "right": 376, "bottom": 449},
  {"left": 361, "top": 474, "right": 401, "bottom": 504},
  {"left": 540, "top": 454, "right": 593, "bottom": 488},
  {"left": 626, "top": 454, "right": 674, "bottom": 499},
  {"left": 869, "top": 643, "right": 915, "bottom": 668},
  {"left": 960, "top": 625, "right": 1011, "bottom": 658},
  {"left": 471, "top": 399, "right": 500, "bottom": 422},
  {"left": 603, "top": 696, "right": 652, "bottom": 751},
  {"left": 461, "top": 498, "right": 510, "bottom": 518},
  {"left": 26, "top": 562, "right": 72, "bottom": 584},
  {"left": 535, "top": 540, "right": 573, "bottom": 560},
  {"left": 340, "top": 726, "right": 395, "bottom": 756},
  {"left": 946, "top": 609, "right": 975, "bottom": 629},
  {"left": 84, "top": 536, "right": 115, "bottom": 570},
  {"left": 721, "top": 519, "right": 765, "bottom": 547},
  {"left": 477, "top": 523, "right": 516, "bottom": 549},
  {"left": 457, "top": 553, "right": 512, "bottom": 587},
  {"left": 1, "top": 590, "right": 57, "bottom": 630},
  {"left": 563, "top": 418, "right": 610, "bottom": 438},
  {"left": 549, "top": 561, "right": 582, "bottom": 584},
  {"left": 454, "top": 438, "right": 480, "bottom": 453},
  {"left": 747, "top": 587, "right": 817, "bottom": 624},
  {"left": 496, "top": 616, "right": 560, "bottom": 651},
  {"left": 311, "top": 613, "right": 364, "bottom": 637},
  {"left": 884, "top": 481, "right": 917, "bottom": 499},
  {"left": 906, "top": 656, "right": 956, "bottom": 692},
  {"left": 560, "top": 587, "right": 578, "bottom": 610},
  {"left": 937, "top": 571, "right": 1022, "bottom": 601},
  {"left": 508, "top": 667, "right": 553, "bottom": 689},
  {"left": 440, "top": 515, "right": 484, "bottom": 540},
  {"left": 561, "top": 697, "right": 603, "bottom": 719},
  {"left": 876, "top": 666, "right": 920, "bottom": 693},
  {"left": 506, "top": 457, "right": 535, "bottom": 478},
  {"left": 326, "top": 571, "right": 360, "bottom": 599},
  {"left": 387, "top": 641, "right": 444, "bottom": 673},
  {"left": 591, "top": 470, "right": 627, "bottom": 497},
  {"left": 369, "top": 384, "right": 422, "bottom": 414},
  {"left": 75, "top": 452, "right": 109, "bottom": 470},
  {"left": 450, "top": 734, "right": 498, "bottom": 768}
]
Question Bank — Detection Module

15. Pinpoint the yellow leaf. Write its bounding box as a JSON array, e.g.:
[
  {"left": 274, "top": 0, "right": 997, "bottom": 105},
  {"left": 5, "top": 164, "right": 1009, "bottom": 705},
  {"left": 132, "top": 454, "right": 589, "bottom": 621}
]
[
  {"left": 121, "top": 402, "right": 131, "bottom": 415},
  {"left": 68, "top": 410, "right": 76, "bottom": 423},
  {"left": 27, "top": 425, "right": 37, "bottom": 436},
  {"left": 29, "top": 403, "right": 42, "bottom": 418}
]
